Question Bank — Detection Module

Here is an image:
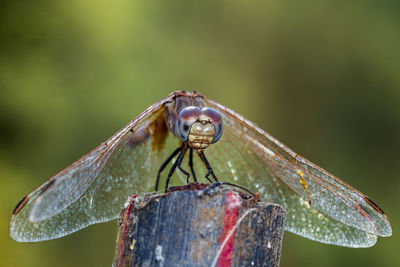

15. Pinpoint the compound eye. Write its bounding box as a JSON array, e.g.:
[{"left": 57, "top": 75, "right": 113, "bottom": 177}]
[
  {"left": 175, "top": 106, "right": 201, "bottom": 141},
  {"left": 202, "top": 107, "right": 223, "bottom": 143}
]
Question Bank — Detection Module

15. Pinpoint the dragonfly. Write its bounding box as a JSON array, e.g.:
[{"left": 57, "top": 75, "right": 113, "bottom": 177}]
[{"left": 10, "top": 91, "right": 392, "bottom": 247}]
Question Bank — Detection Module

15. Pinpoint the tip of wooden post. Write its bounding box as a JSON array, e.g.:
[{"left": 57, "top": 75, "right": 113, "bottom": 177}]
[{"left": 115, "top": 184, "right": 286, "bottom": 267}]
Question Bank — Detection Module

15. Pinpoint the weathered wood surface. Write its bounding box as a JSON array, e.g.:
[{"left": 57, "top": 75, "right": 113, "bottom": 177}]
[{"left": 114, "top": 184, "right": 286, "bottom": 267}]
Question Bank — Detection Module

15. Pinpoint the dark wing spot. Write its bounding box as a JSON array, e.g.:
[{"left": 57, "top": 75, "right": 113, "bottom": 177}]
[
  {"left": 12, "top": 196, "right": 28, "bottom": 215},
  {"left": 363, "top": 196, "right": 385, "bottom": 215}
]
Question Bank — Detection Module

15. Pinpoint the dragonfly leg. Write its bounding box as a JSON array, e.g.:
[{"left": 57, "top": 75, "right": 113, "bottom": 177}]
[
  {"left": 200, "top": 182, "right": 255, "bottom": 198},
  {"left": 178, "top": 164, "right": 190, "bottom": 184},
  {"left": 164, "top": 146, "right": 188, "bottom": 193},
  {"left": 188, "top": 148, "right": 198, "bottom": 183},
  {"left": 155, "top": 146, "right": 182, "bottom": 191},
  {"left": 220, "top": 182, "right": 255, "bottom": 197},
  {"left": 198, "top": 151, "right": 218, "bottom": 183},
  {"left": 177, "top": 145, "right": 190, "bottom": 183}
]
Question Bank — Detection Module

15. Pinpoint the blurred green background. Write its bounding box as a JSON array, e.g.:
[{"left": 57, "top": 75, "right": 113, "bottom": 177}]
[{"left": 1, "top": 0, "right": 399, "bottom": 266}]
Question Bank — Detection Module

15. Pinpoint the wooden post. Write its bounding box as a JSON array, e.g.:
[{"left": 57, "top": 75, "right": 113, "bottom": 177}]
[{"left": 114, "top": 183, "right": 286, "bottom": 267}]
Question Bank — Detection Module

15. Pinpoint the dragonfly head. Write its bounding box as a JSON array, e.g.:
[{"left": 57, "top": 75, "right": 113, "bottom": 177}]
[{"left": 175, "top": 106, "right": 222, "bottom": 150}]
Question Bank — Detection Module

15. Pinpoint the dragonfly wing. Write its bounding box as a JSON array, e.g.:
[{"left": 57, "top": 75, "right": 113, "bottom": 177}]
[
  {"left": 10, "top": 95, "right": 175, "bottom": 242},
  {"left": 204, "top": 98, "right": 391, "bottom": 247},
  {"left": 276, "top": 176, "right": 377, "bottom": 247}
]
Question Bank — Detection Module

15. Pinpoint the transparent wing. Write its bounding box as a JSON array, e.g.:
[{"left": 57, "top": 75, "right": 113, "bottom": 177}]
[
  {"left": 10, "top": 95, "right": 176, "bottom": 242},
  {"left": 204, "top": 98, "right": 392, "bottom": 247}
]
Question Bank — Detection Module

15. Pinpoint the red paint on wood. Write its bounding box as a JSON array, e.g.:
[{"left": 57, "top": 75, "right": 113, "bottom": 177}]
[
  {"left": 116, "top": 195, "right": 137, "bottom": 267},
  {"left": 217, "top": 190, "right": 241, "bottom": 267}
]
